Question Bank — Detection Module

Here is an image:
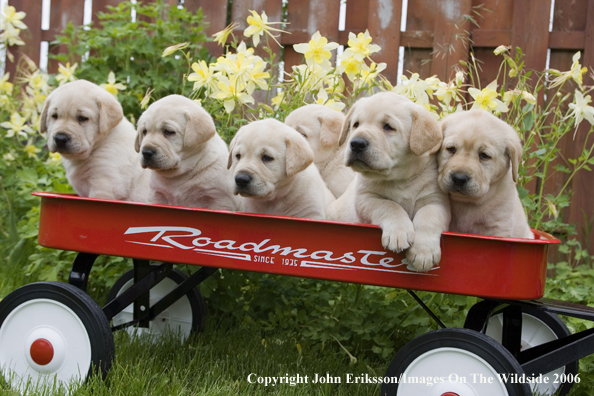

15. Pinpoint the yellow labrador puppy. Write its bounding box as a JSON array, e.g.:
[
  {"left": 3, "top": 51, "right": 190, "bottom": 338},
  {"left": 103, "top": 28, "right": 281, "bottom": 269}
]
[
  {"left": 285, "top": 104, "right": 355, "bottom": 197},
  {"left": 228, "top": 119, "right": 334, "bottom": 219},
  {"left": 135, "top": 95, "right": 239, "bottom": 211},
  {"left": 438, "top": 109, "right": 533, "bottom": 238},
  {"left": 326, "top": 92, "right": 450, "bottom": 271},
  {"left": 41, "top": 79, "right": 149, "bottom": 202}
]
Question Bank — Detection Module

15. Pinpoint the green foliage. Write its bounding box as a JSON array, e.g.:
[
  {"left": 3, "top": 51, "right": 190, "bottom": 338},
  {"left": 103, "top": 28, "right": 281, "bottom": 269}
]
[{"left": 52, "top": 0, "right": 210, "bottom": 121}]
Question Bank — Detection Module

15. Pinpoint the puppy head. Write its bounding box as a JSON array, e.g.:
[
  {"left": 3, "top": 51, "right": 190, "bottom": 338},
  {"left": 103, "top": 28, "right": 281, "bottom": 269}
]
[
  {"left": 284, "top": 104, "right": 345, "bottom": 162},
  {"left": 437, "top": 109, "right": 523, "bottom": 201},
  {"left": 135, "top": 95, "right": 216, "bottom": 171},
  {"left": 227, "top": 119, "right": 313, "bottom": 199},
  {"left": 339, "top": 92, "right": 441, "bottom": 180},
  {"left": 40, "top": 80, "right": 123, "bottom": 160}
]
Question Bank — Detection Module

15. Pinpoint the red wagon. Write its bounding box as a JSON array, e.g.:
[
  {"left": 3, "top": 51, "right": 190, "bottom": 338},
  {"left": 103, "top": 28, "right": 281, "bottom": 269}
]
[{"left": 0, "top": 192, "right": 591, "bottom": 396}]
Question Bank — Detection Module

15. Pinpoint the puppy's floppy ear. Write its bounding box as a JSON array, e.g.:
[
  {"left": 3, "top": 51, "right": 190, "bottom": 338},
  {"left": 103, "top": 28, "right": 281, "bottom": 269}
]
[
  {"left": 338, "top": 105, "right": 356, "bottom": 147},
  {"left": 39, "top": 93, "right": 52, "bottom": 134},
  {"left": 134, "top": 119, "right": 144, "bottom": 153},
  {"left": 319, "top": 111, "right": 345, "bottom": 149},
  {"left": 96, "top": 94, "right": 124, "bottom": 135},
  {"left": 227, "top": 135, "right": 237, "bottom": 169},
  {"left": 184, "top": 109, "right": 216, "bottom": 150},
  {"left": 505, "top": 131, "right": 523, "bottom": 183},
  {"left": 409, "top": 106, "right": 442, "bottom": 156},
  {"left": 285, "top": 135, "right": 314, "bottom": 177}
]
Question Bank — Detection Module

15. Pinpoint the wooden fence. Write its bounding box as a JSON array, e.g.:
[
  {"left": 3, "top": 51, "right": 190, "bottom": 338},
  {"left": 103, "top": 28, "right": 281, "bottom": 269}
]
[{"left": 4, "top": 0, "right": 594, "bottom": 249}]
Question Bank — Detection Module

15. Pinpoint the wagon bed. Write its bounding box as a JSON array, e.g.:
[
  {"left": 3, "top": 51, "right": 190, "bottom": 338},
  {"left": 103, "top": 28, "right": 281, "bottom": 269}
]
[{"left": 35, "top": 192, "right": 556, "bottom": 300}]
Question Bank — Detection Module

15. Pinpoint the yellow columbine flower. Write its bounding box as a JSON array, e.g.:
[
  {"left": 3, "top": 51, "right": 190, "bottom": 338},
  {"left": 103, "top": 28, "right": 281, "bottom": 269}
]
[
  {"left": 271, "top": 92, "right": 285, "bottom": 109},
  {"left": 162, "top": 42, "right": 188, "bottom": 57},
  {"left": 393, "top": 73, "right": 431, "bottom": 105},
  {"left": 549, "top": 51, "right": 588, "bottom": 88},
  {"left": 213, "top": 22, "right": 239, "bottom": 46},
  {"left": 100, "top": 71, "right": 126, "bottom": 96},
  {"left": 213, "top": 76, "right": 254, "bottom": 113},
  {"left": 0, "top": 25, "right": 24, "bottom": 46},
  {"left": 315, "top": 89, "right": 345, "bottom": 112},
  {"left": 343, "top": 30, "right": 381, "bottom": 61},
  {"left": 25, "top": 69, "right": 50, "bottom": 91},
  {"left": 188, "top": 60, "right": 216, "bottom": 92},
  {"left": 566, "top": 90, "right": 594, "bottom": 133},
  {"left": 293, "top": 31, "right": 339, "bottom": 67},
  {"left": 246, "top": 59, "right": 270, "bottom": 94},
  {"left": 468, "top": 80, "right": 508, "bottom": 113},
  {"left": 55, "top": 62, "right": 78, "bottom": 86},
  {"left": 435, "top": 82, "right": 459, "bottom": 106},
  {"left": 24, "top": 143, "right": 40, "bottom": 158},
  {"left": 244, "top": 10, "right": 287, "bottom": 48},
  {"left": 1, "top": 5, "right": 27, "bottom": 31},
  {"left": 337, "top": 53, "right": 364, "bottom": 81},
  {"left": 0, "top": 73, "right": 13, "bottom": 95},
  {"left": 47, "top": 152, "right": 62, "bottom": 165},
  {"left": 0, "top": 112, "right": 35, "bottom": 138}
]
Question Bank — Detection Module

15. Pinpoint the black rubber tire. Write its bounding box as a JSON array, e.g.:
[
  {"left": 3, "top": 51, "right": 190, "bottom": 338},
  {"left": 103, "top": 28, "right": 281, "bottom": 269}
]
[
  {"left": 106, "top": 267, "right": 207, "bottom": 334},
  {"left": 382, "top": 328, "right": 532, "bottom": 396},
  {"left": 0, "top": 281, "right": 114, "bottom": 383},
  {"left": 486, "top": 306, "right": 578, "bottom": 396}
]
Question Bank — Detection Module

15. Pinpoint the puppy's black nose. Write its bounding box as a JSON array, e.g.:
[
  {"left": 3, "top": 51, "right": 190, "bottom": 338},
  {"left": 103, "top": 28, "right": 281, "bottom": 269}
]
[
  {"left": 451, "top": 173, "right": 469, "bottom": 187},
  {"left": 235, "top": 173, "right": 252, "bottom": 188},
  {"left": 54, "top": 133, "right": 70, "bottom": 148},
  {"left": 350, "top": 137, "right": 368, "bottom": 153},
  {"left": 142, "top": 148, "right": 155, "bottom": 160}
]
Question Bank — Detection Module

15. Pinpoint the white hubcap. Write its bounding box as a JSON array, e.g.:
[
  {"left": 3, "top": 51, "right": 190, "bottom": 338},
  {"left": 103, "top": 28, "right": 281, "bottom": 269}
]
[
  {"left": 396, "top": 347, "right": 508, "bottom": 396},
  {"left": 0, "top": 299, "right": 91, "bottom": 387}
]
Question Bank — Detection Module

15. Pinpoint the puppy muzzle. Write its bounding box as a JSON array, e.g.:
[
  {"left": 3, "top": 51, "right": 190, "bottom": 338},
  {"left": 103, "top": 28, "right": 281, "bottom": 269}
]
[
  {"left": 51, "top": 132, "right": 75, "bottom": 153},
  {"left": 444, "top": 171, "right": 478, "bottom": 196},
  {"left": 346, "top": 137, "right": 371, "bottom": 167}
]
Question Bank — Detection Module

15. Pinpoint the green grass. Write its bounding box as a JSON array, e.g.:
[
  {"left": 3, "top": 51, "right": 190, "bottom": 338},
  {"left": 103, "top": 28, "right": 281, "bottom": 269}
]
[{"left": 0, "top": 314, "right": 388, "bottom": 395}]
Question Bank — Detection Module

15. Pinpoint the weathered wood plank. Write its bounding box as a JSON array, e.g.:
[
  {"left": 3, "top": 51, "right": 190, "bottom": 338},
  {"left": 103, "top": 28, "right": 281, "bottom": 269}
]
[
  {"left": 47, "top": 0, "right": 85, "bottom": 73},
  {"left": 184, "top": 0, "right": 230, "bottom": 58},
  {"left": 431, "top": 0, "right": 472, "bottom": 81},
  {"left": 366, "top": 0, "right": 402, "bottom": 84},
  {"left": 510, "top": 0, "right": 552, "bottom": 78}
]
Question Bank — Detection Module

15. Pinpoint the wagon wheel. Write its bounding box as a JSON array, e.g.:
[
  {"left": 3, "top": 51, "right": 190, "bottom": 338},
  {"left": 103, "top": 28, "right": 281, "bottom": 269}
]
[
  {"left": 107, "top": 267, "right": 206, "bottom": 339},
  {"left": 485, "top": 307, "right": 578, "bottom": 396},
  {"left": 382, "top": 328, "right": 532, "bottom": 396},
  {"left": 0, "top": 282, "right": 114, "bottom": 391}
]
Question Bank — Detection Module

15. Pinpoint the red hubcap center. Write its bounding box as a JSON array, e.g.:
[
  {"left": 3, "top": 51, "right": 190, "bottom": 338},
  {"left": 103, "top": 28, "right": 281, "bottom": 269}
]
[
  {"left": 441, "top": 393, "right": 460, "bottom": 396},
  {"left": 30, "top": 338, "right": 54, "bottom": 366}
]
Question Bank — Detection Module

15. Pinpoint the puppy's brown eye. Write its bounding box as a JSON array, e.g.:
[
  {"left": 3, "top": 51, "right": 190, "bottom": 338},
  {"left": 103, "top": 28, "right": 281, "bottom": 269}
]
[
  {"left": 77, "top": 115, "right": 88, "bottom": 123},
  {"left": 383, "top": 123, "right": 394, "bottom": 131},
  {"left": 353, "top": 121, "right": 359, "bottom": 128},
  {"left": 262, "top": 155, "right": 274, "bottom": 162},
  {"left": 236, "top": 153, "right": 241, "bottom": 160},
  {"left": 479, "top": 152, "right": 491, "bottom": 160},
  {"left": 51, "top": 114, "right": 58, "bottom": 120},
  {"left": 142, "top": 129, "right": 147, "bottom": 136},
  {"left": 164, "top": 129, "right": 175, "bottom": 136},
  {"left": 447, "top": 147, "right": 456, "bottom": 154}
]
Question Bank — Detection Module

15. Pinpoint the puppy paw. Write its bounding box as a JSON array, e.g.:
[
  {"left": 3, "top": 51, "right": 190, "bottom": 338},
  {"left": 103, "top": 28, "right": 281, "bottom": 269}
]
[
  {"left": 405, "top": 238, "right": 441, "bottom": 272},
  {"left": 381, "top": 222, "right": 414, "bottom": 253}
]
